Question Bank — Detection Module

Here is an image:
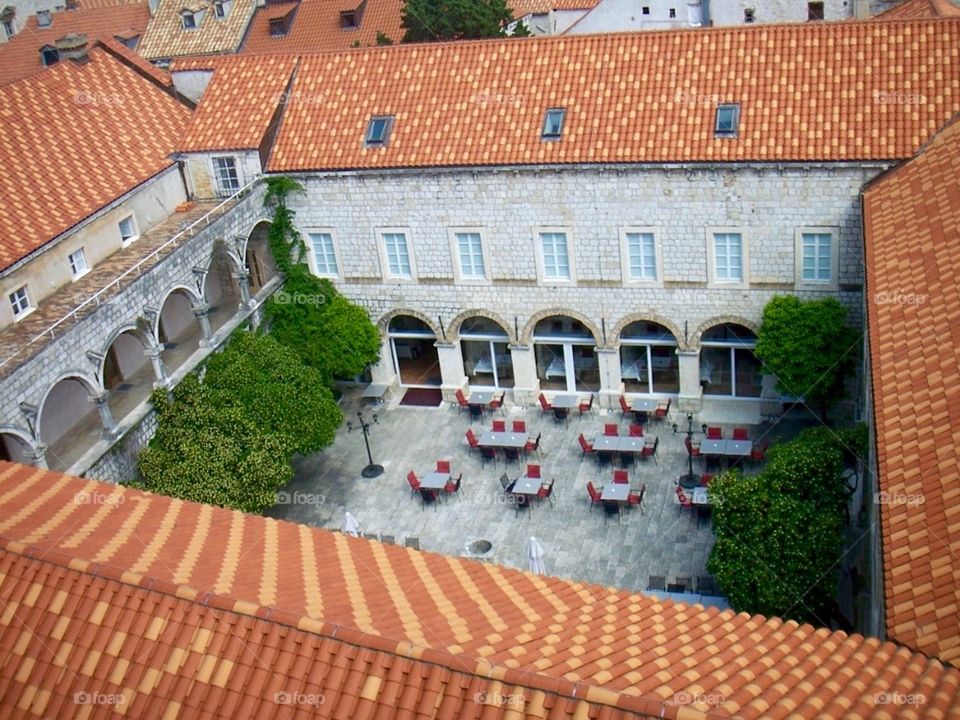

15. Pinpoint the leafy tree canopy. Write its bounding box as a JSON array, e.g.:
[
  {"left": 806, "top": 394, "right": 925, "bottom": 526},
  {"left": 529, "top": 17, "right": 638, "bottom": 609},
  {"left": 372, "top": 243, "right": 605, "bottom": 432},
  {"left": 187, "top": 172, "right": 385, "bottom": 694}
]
[{"left": 401, "top": 0, "right": 519, "bottom": 42}]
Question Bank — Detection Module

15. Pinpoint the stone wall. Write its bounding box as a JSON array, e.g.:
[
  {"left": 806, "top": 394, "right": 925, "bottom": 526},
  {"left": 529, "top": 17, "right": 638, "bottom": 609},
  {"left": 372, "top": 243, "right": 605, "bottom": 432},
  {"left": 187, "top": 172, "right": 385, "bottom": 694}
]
[{"left": 83, "top": 409, "right": 157, "bottom": 484}]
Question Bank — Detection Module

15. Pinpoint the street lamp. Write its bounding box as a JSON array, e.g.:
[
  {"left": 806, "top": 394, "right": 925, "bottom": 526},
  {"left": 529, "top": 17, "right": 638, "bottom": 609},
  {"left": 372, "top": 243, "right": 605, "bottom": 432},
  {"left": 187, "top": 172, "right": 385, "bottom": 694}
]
[
  {"left": 672, "top": 412, "right": 703, "bottom": 489},
  {"left": 347, "top": 412, "right": 384, "bottom": 478}
]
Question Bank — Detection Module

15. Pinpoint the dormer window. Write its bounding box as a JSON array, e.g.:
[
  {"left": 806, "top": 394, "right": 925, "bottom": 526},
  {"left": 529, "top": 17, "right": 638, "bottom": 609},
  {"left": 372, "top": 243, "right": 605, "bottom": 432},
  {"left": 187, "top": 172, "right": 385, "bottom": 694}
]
[
  {"left": 36, "top": 9, "right": 51, "bottom": 27},
  {"left": 715, "top": 103, "right": 740, "bottom": 137},
  {"left": 541, "top": 108, "right": 565, "bottom": 140},
  {"left": 340, "top": 9, "right": 357, "bottom": 28},
  {"left": 269, "top": 17, "right": 286, "bottom": 35},
  {"left": 214, "top": 0, "right": 228, "bottom": 18},
  {"left": 40, "top": 45, "right": 59, "bottom": 66},
  {"left": 181, "top": 10, "right": 196, "bottom": 28},
  {"left": 365, "top": 115, "right": 393, "bottom": 147}
]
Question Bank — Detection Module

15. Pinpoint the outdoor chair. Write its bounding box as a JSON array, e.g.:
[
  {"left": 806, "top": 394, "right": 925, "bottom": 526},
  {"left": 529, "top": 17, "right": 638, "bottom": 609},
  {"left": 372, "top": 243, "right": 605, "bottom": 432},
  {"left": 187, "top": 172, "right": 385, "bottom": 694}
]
[
  {"left": 732, "top": 427, "right": 749, "bottom": 440},
  {"left": 751, "top": 438, "right": 769, "bottom": 465},
  {"left": 604, "top": 423, "right": 619, "bottom": 436},
  {"left": 407, "top": 471, "right": 421, "bottom": 497},
  {"left": 628, "top": 484, "right": 646, "bottom": 512},
  {"left": 654, "top": 398, "right": 671, "bottom": 422},
  {"left": 578, "top": 394, "right": 595, "bottom": 418},
  {"left": 465, "top": 428, "right": 480, "bottom": 452},
  {"left": 619, "top": 395, "right": 631, "bottom": 420},
  {"left": 455, "top": 389, "right": 470, "bottom": 416},
  {"left": 480, "top": 446, "right": 497, "bottom": 467},
  {"left": 578, "top": 433, "right": 595, "bottom": 461},
  {"left": 628, "top": 423, "right": 644, "bottom": 437},
  {"left": 492, "top": 419, "right": 506, "bottom": 432},
  {"left": 443, "top": 473, "right": 463, "bottom": 501},
  {"left": 436, "top": 460, "right": 450, "bottom": 473},
  {"left": 706, "top": 426, "right": 723, "bottom": 439},
  {"left": 499, "top": 473, "right": 514, "bottom": 492},
  {"left": 641, "top": 437, "right": 659, "bottom": 464},
  {"left": 586, "top": 481, "right": 603, "bottom": 511},
  {"left": 526, "top": 463, "right": 541, "bottom": 479},
  {"left": 700, "top": 474, "right": 715, "bottom": 487},
  {"left": 512, "top": 419, "right": 526, "bottom": 433},
  {"left": 676, "top": 486, "right": 693, "bottom": 511},
  {"left": 538, "top": 393, "right": 553, "bottom": 416},
  {"left": 537, "top": 478, "right": 555, "bottom": 507},
  {"left": 504, "top": 447, "right": 521, "bottom": 465},
  {"left": 490, "top": 392, "right": 505, "bottom": 416},
  {"left": 524, "top": 432, "right": 542, "bottom": 458},
  {"left": 613, "top": 469, "right": 629, "bottom": 484}
]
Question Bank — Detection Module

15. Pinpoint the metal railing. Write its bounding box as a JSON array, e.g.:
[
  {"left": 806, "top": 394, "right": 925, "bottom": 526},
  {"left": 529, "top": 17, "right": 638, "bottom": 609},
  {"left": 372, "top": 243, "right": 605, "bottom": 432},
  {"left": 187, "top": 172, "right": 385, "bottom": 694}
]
[{"left": 0, "top": 178, "right": 263, "bottom": 372}]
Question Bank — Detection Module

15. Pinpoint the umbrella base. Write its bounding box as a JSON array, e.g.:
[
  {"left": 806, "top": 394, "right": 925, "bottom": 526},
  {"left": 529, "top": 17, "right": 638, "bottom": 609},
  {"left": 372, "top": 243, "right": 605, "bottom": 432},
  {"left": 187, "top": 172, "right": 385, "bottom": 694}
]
[
  {"left": 362, "top": 464, "right": 384, "bottom": 478},
  {"left": 678, "top": 473, "right": 701, "bottom": 489}
]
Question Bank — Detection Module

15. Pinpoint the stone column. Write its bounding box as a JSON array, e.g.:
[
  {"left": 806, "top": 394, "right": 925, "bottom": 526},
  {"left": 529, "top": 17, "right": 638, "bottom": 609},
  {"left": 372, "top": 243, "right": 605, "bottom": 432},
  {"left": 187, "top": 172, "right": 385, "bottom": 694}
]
[
  {"left": 192, "top": 301, "right": 213, "bottom": 347},
  {"left": 369, "top": 336, "right": 396, "bottom": 386},
  {"left": 233, "top": 267, "right": 252, "bottom": 307},
  {"left": 435, "top": 341, "right": 467, "bottom": 403},
  {"left": 145, "top": 343, "right": 169, "bottom": 388},
  {"left": 596, "top": 347, "right": 621, "bottom": 411},
  {"left": 27, "top": 444, "right": 48, "bottom": 469},
  {"left": 677, "top": 349, "right": 703, "bottom": 413},
  {"left": 93, "top": 393, "right": 119, "bottom": 440},
  {"left": 509, "top": 344, "right": 538, "bottom": 407}
]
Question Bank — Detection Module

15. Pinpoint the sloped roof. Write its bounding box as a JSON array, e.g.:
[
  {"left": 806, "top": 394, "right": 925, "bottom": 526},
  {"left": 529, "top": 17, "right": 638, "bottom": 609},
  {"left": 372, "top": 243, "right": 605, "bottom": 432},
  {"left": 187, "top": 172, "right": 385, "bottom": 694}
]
[
  {"left": 876, "top": 0, "right": 960, "bottom": 19},
  {"left": 2, "top": 461, "right": 959, "bottom": 718},
  {"left": 241, "top": 0, "right": 404, "bottom": 54},
  {"left": 863, "top": 114, "right": 960, "bottom": 666},
  {"left": 0, "top": 3, "right": 150, "bottom": 86},
  {"left": 137, "top": 0, "right": 257, "bottom": 60},
  {"left": 0, "top": 42, "right": 191, "bottom": 271},
  {"left": 508, "top": 0, "right": 598, "bottom": 17},
  {"left": 179, "top": 19, "right": 960, "bottom": 170}
]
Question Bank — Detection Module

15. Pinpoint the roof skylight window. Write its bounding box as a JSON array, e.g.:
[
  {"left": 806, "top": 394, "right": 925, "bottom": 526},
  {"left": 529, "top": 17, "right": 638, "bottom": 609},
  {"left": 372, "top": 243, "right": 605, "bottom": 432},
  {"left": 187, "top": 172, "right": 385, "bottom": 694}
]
[
  {"left": 541, "top": 108, "right": 565, "bottom": 140},
  {"left": 365, "top": 115, "right": 393, "bottom": 147},
  {"left": 715, "top": 103, "right": 740, "bottom": 137}
]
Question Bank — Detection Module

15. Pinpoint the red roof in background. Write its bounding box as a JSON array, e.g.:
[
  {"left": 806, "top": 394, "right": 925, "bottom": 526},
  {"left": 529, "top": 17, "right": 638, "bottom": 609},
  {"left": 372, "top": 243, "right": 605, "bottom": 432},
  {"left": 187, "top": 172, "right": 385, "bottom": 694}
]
[
  {"left": 0, "top": 3, "right": 150, "bottom": 86},
  {"left": 864, "top": 114, "right": 960, "bottom": 666},
  {"left": 0, "top": 42, "right": 191, "bottom": 270},
  {"left": 876, "top": 0, "right": 960, "bottom": 19},
  {"left": 240, "top": 0, "right": 404, "bottom": 54},
  {"left": 1, "top": 461, "right": 959, "bottom": 718}
]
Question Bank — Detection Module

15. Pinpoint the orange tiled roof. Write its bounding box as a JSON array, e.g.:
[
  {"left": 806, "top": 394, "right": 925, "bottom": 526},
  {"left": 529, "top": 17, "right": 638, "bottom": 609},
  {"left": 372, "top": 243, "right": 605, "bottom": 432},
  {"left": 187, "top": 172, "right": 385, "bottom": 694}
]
[
  {"left": 876, "top": 0, "right": 960, "bottom": 19},
  {"left": 2, "top": 461, "right": 960, "bottom": 718},
  {"left": 509, "top": 0, "right": 598, "bottom": 16},
  {"left": 241, "top": 0, "right": 404, "bottom": 55},
  {"left": 0, "top": 3, "right": 149, "bottom": 86},
  {"left": 863, "top": 114, "right": 960, "bottom": 666},
  {"left": 177, "top": 19, "right": 960, "bottom": 169},
  {"left": 76, "top": 0, "right": 145, "bottom": 7},
  {"left": 0, "top": 43, "right": 191, "bottom": 271},
  {"left": 137, "top": 0, "right": 258, "bottom": 60}
]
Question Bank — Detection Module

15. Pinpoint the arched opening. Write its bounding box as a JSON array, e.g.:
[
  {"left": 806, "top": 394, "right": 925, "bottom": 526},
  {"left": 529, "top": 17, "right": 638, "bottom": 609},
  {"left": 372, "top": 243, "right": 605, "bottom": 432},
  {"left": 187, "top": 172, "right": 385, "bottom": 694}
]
[
  {"left": 460, "top": 316, "right": 514, "bottom": 389},
  {"left": 619, "top": 321, "right": 679, "bottom": 395},
  {"left": 39, "top": 377, "right": 98, "bottom": 471},
  {"left": 205, "top": 248, "right": 242, "bottom": 333},
  {"left": 0, "top": 432, "right": 32, "bottom": 464},
  {"left": 388, "top": 316, "right": 440, "bottom": 387},
  {"left": 533, "top": 315, "right": 598, "bottom": 393},
  {"left": 158, "top": 289, "right": 200, "bottom": 374},
  {"left": 245, "top": 222, "right": 278, "bottom": 294},
  {"left": 700, "top": 323, "right": 763, "bottom": 398},
  {"left": 102, "top": 330, "right": 152, "bottom": 422}
]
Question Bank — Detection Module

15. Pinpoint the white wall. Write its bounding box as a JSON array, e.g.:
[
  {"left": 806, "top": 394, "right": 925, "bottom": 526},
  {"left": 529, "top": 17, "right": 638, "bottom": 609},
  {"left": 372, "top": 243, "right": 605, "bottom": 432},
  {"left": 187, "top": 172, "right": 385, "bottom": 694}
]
[
  {"left": 706, "top": 0, "right": 852, "bottom": 25},
  {"left": 171, "top": 69, "right": 214, "bottom": 103},
  {"left": 567, "top": 0, "right": 691, "bottom": 34},
  {"left": 184, "top": 151, "right": 261, "bottom": 201},
  {"left": 0, "top": 0, "right": 65, "bottom": 42}
]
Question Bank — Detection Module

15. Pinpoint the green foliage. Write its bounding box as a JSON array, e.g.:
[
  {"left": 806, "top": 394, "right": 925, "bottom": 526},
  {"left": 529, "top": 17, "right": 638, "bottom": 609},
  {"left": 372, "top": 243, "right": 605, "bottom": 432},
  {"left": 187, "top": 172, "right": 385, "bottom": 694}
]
[
  {"left": 833, "top": 422, "right": 868, "bottom": 466},
  {"left": 510, "top": 19, "right": 531, "bottom": 36},
  {"left": 263, "top": 176, "right": 303, "bottom": 208},
  {"left": 754, "top": 296, "right": 859, "bottom": 418},
  {"left": 375, "top": 30, "right": 394, "bottom": 44},
  {"left": 401, "top": 0, "right": 518, "bottom": 41}
]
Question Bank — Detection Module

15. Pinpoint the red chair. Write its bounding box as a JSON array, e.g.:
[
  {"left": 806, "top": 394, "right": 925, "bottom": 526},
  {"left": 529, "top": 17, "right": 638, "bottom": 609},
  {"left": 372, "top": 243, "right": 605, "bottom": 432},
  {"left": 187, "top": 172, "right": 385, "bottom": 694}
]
[
  {"left": 526, "top": 464, "right": 541, "bottom": 479},
  {"left": 579, "top": 394, "right": 595, "bottom": 418},
  {"left": 465, "top": 428, "right": 480, "bottom": 451},
  {"left": 492, "top": 420, "right": 506, "bottom": 432},
  {"left": 524, "top": 432, "right": 542, "bottom": 458},
  {"left": 455, "top": 388, "right": 470, "bottom": 415},
  {"left": 587, "top": 481, "right": 603, "bottom": 510},
  {"left": 490, "top": 392, "right": 505, "bottom": 416},
  {"left": 619, "top": 395, "right": 631, "bottom": 420},
  {"left": 732, "top": 427, "right": 749, "bottom": 441},
  {"left": 537, "top": 478, "right": 555, "bottom": 507},
  {"left": 436, "top": 460, "right": 450, "bottom": 473},
  {"left": 641, "top": 437, "right": 659, "bottom": 464},
  {"left": 751, "top": 438, "right": 769, "bottom": 464},
  {"left": 578, "top": 434, "right": 595, "bottom": 460},
  {"left": 700, "top": 474, "right": 715, "bottom": 487},
  {"left": 676, "top": 486, "right": 692, "bottom": 511},
  {"left": 538, "top": 393, "right": 553, "bottom": 416},
  {"left": 512, "top": 420, "right": 526, "bottom": 433},
  {"left": 685, "top": 436, "right": 702, "bottom": 458},
  {"left": 628, "top": 484, "right": 646, "bottom": 512},
  {"left": 613, "top": 470, "right": 628, "bottom": 484},
  {"left": 706, "top": 426, "right": 722, "bottom": 439},
  {"left": 443, "top": 473, "right": 463, "bottom": 500},
  {"left": 654, "top": 399, "right": 671, "bottom": 422},
  {"left": 604, "top": 423, "right": 619, "bottom": 436},
  {"left": 407, "top": 471, "right": 421, "bottom": 497},
  {"left": 628, "top": 424, "right": 644, "bottom": 437}
]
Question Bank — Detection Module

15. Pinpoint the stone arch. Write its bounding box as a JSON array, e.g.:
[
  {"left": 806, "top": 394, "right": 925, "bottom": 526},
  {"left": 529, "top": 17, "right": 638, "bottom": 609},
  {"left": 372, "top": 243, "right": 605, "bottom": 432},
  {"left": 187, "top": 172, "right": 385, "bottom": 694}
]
[
  {"left": 243, "top": 219, "right": 279, "bottom": 293},
  {"left": 204, "top": 241, "right": 244, "bottom": 332},
  {"left": 0, "top": 425, "right": 36, "bottom": 464},
  {"left": 448, "top": 309, "right": 515, "bottom": 343},
  {"left": 376, "top": 308, "right": 442, "bottom": 338},
  {"left": 155, "top": 284, "right": 202, "bottom": 339},
  {"left": 691, "top": 316, "right": 760, "bottom": 349},
  {"left": 609, "top": 313, "right": 686, "bottom": 350},
  {"left": 36, "top": 371, "right": 99, "bottom": 440},
  {"left": 98, "top": 323, "right": 151, "bottom": 388},
  {"left": 520, "top": 308, "right": 603, "bottom": 346},
  {"left": 236, "top": 216, "right": 275, "bottom": 260}
]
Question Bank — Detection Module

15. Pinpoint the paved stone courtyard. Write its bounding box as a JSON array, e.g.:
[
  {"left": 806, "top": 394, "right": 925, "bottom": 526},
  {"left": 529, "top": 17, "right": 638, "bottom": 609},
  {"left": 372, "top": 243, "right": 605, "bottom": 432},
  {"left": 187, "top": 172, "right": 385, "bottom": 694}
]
[{"left": 266, "top": 389, "right": 781, "bottom": 596}]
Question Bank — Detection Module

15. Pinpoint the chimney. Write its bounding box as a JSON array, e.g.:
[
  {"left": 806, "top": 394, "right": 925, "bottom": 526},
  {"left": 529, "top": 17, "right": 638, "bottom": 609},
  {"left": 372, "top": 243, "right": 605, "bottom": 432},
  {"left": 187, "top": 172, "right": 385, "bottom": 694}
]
[{"left": 55, "top": 32, "right": 89, "bottom": 62}]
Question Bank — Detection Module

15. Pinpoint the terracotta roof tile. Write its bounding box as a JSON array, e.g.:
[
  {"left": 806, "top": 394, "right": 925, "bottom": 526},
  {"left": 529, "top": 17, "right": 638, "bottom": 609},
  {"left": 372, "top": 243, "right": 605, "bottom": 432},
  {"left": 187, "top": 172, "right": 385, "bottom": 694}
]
[
  {"left": 876, "top": 0, "right": 960, "bottom": 19},
  {"left": 0, "top": 3, "right": 150, "bottom": 86},
  {"left": 179, "top": 19, "right": 960, "bottom": 169},
  {"left": 0, "top": 462, "right": 959, "bottom": 717},
  {"left": 863, "top": 113, "right": 960, "bottom": 666},
  {"left": 0, "top": 43, "right": 192, "bottom": 271},
  {"left": 138, "top": 0, "right": 258, "bottom": 60},
  {"left": 509, "top": 0, "right": 598, "bottom": 16},
  {"left": 241, "top": 0, "right": 404, "bottom": 54}
]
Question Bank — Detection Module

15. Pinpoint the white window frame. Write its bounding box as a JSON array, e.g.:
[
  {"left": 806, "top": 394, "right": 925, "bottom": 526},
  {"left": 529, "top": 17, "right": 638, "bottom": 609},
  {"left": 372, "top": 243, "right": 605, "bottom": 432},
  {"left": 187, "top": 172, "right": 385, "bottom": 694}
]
[
  {"left": 305, "top": 228, "right": 342, "bottom": 279},
  {"left": 706, "top": 228, "right": 749, "bottom": 289},
  {"left": 181, "top": 11, "right": 196, "bottom": 28},
  {"left": 118, "top": 215, "right": 139, "bottom": 245},
  {"left": 377, "top": 228, "right": 417, "bottom": 281},
  {"left": 214, "top": 0, "right": 226, "bottom": 18},
  {"left": 534, "top": 227, "right": 575, "bottom": 286},
  {"left": 67, "top": 248, "right": 89, "bottom": 280},
  {"left": 211, "top": 156, "right": 240, "bottom": 196},
  {"left": 619, "top": 227, "right": 663, "bottom": 286},
  {"left": 795, "top": 227, "right": 839, "bottom": 290},
  {"left": 8, "top": 285, "right": 33, "bottom": 321},
  {"left": 449, "top": 227, "right": 490, "bottom": 284},
  {"left": 3, "top": 18, "right": 15, "bottom": 38}
]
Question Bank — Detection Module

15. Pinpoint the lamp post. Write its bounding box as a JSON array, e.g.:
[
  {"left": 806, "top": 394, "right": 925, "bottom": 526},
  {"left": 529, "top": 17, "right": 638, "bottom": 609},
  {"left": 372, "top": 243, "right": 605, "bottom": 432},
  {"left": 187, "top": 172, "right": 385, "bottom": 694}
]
[
  {"left": 672, "top": 412, "right": 703, "bottom": 489},
  {"left": 347, "top": 412, "right": 384, "bottom": 478}
]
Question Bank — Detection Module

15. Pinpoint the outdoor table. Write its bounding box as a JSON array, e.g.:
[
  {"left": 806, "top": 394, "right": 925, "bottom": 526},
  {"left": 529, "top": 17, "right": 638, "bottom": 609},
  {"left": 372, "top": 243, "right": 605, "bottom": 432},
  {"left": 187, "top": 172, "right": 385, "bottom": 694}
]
[
  {"left": 468, "top": 391, "right": 496, "bottom": 405},
  {"left": 700, "top": 439, "right": 727, "bottom": 455},
  {"left": 592, "top": 436, "right": 646, "bottom": 455},
  {"left": 362, "top": 383, "right": 388, "bottom": 402},
  {"left": 511, "top": 475, "right": 541, "bottom": 496},
  {"left": 630, "top": 398, "right": 658, "bottom": 413},
  {"left": 478, "top": 431, "right": 528, "bottom": 449},
  {"left": 551, "top": 394, "right": 578, "bottom": 408},
  {"left": 701, "top": 439, "right": 754, "bottom": 456},
  {"left": 601, "top": 483, "right": 629, "bottom": 502},
  {"left": 420, "top": 472, "right": 450, "bottom": 490},
  {"left": 593, "top": 436, "right": 620, "bottom": 452},
  {"left": 726, "top": 440, "right": 753, "bottom": 456},
  {"left": 678, "top": 474, "right": 702, "bottom": 490},
  {"left": 618, "top": 437, "right": 646, "bottom": 456}
]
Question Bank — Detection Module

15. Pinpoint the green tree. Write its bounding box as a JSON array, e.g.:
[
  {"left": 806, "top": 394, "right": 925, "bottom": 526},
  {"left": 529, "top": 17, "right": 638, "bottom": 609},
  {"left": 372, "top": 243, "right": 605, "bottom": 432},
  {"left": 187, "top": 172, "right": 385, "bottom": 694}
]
[
  {"left": 401, "top": 0, "right": 518, "bottom": 42},
  {"left": 375, "top": 31, "right": 394, "bottom": 45},
  {"left": 754, "top": 295, "right": 859, "bottom": 421}
]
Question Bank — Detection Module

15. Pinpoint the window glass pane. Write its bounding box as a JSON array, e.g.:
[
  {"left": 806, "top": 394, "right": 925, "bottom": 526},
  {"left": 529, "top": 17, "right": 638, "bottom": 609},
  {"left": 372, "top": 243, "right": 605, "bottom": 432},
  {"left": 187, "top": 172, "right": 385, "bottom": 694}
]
[
  {"left": 627, "top": 232, "right": 656, "bottom": 279},
  {"left": 309, "top": 233, "right": 338, "bottom": 275},
  {"left": 701, "top": 347, "right": 733, "bottom": 396},
  {"left": 9, "top": 287, "right": 29, "bottom": 316},
  {"left": 384, "top": 233, "right": 411, "bottom": 277},
  {"left": 734, "top": 348, "right": 763, "bottom": 397},
  {"left": 572, "top": 344, "right": 599, "bottom": 392},
  {"left": 620, "top": 345, "right": 650, "bottom": 393},
  {"left": 802, "top": 233, "right": 832, "bottom": 282},
  {"left": 714, "top": 233, "right": 742, "bottom": 281},
  {"left": 535, "top": 343, "right": 566, "bottom": 390},
  {"left": 457, "top": 232, "right": 484, "bottom": 277},
  {"left": 651, "top": 345, "right": 680, "bottom": 393},
  {"left": 462, "top": 340, "right": 514, "bottom": 388},
  {"left": 541, "top": 232, "right": 569, "bottom": 279}
]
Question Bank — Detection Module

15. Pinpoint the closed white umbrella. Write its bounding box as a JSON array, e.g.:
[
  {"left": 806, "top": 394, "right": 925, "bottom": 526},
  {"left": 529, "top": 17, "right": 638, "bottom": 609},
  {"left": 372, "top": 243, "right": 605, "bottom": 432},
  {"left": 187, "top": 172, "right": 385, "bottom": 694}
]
[
  {"left": 342, "top": 511, "right": 360, "bottom": 537},
  {"left": 526, "top": 536, "right": 546, "bottom": 575}
]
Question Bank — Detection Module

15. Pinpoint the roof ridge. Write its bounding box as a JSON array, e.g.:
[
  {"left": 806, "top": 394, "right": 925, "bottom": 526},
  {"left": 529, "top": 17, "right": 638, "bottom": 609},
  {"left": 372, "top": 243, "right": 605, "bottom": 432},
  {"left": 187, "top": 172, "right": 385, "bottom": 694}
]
[{"left": 860, "top": 111, "right": 960, "bottom": 193}]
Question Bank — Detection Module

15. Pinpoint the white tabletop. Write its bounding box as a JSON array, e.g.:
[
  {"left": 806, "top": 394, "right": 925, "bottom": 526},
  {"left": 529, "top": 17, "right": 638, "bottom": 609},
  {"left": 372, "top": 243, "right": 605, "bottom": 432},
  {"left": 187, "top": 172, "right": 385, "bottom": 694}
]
[
  {"left": 512, "top": 476, "right": 542, "bottom": 495},
  {"left": 630, "top": 398, "right": 658, "bottom": 412},
  {"left": 601, "top": 483, "right": 630, "bottom": 501},
  {"left": 479, "top": 431, "right": 528, "bottom": 448},
  {"left": 468, "top": 391, "right": 495, "bottom": 405},
  {"left": 551, "top": 394, "right": 579, "bottom": 408},
  {"left": 421, "top": 472, "right": 450, "bottom": 490}
]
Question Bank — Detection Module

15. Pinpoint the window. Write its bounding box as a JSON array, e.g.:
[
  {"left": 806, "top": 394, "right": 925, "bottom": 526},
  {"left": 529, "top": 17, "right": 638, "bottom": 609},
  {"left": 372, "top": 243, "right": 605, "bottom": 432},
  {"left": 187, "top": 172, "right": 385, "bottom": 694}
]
[
  {"left": 68, "top": 248, "right": 88, "bottom": 278},
  {"left": 212, "top": 156, "right": 240, "bottom": 195},
  {"left": 796, "top": 228, "right": 838, "bottom": 288},
  {"left": 118, "top": 215, "right": 138, "bottom": 244},
  {"left": 455, "top": 232, "right": 486, "bottom": 279},
  {"left": 669, "top": 8, "right": 676, "bottom": 18},
  {"left": 340, "top": 9, "right": 357, "bottom": 28},
  {"left": 36, "top": 10, "right": 50, "bottom": 27},
  {"left": 214, "top": 0, "right": 226, "bottom": 17},
  {"left": 269, "top": 18, "right": 286, "bottom": 35},
  {"left": 365, "top": 115, "right": 393, "bottom": 146},
  {"left": 625, "top": 232, "right": 657, "bottom": 281},
  {"left": 744, "top": 8, "right": 755, "bottom": 22},
  {"left": 40, "top": 46, "right": 58, "bottom": 66},
  {"left": 181, "top": 11, "right": 196, "bottom": 28},
  {"left": 715, "top": 104, "right": 740, "bottom": 137},
  {"left": 642, "top": 6, "right": 650, "bottom": 14},
  {"left": 540, "top": 231, "right": 571, "bottom": 281},
  {"left": 308, "top": 232, "right": 339, "bottom": 277},
  {"left": 541, "top": 108, "right": 565, "bottom": 140},
  {"left": 807, "top": 1, "right": 824, "bottom": 20},
  {"left": 381, "top": 231, "right": 413, "bottom": 279},
  {"left": 3, "top": 19, "right": 14, "bottom": 38},
  {"left": 713, "top": 233, "right": 743, "bottom": 283},
  {"left": 9, "top": 286, "right": 31, "bottom": 319}
]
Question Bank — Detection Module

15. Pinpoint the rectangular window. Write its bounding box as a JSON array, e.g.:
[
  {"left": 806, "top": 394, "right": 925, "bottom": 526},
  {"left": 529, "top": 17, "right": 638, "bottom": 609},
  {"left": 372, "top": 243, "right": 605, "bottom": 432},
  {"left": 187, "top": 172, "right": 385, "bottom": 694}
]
[
  {"left": 713, "top": 233, "right": 743, "bottom": 282},
  {"left": 68, "top": 248, "right": 88, "bottom": 278},
  {"left": 540, "top": 232, "right": 570, "bottom": 280},
  {"left": 118, "top": 215, "right": 138, "bottom": 244},
  {"left": 9, "top": 286, "right": 31, "bottom": 318},
  {"left": 212, "top": 157, "right": 240, "bottom": 195},
  {"left": 715, "top": 104, "right": 740, "bottom": 137},
  {"left": 181, "top": 11, "right": 196, "bottom": 28},
  {"left": 802, "top": 232, "right": 833, "bottom": 282},
  {"left": 807, "top": 1, "right": 824, "bottom": 20},
  {"left": 541, "top": 108, "right": 565, "bottom": 140},
  {"left": 365, "top": 116, "right": 393, "bottom": 146},
  {"left": 382, "top": 232, "right": 412, "bottom": 278},
  {"left": 214, "top": 1, "right": 225, "bottom": 17},
  {"left": 3, "top": 19, "right": 14, "bottom": 38},
  {"left": 309, "top": 232, "right": 339, "bottom": 277},
  {"left": 456, "top": 232, "right": 485, "bottom": 279},
  {"left": 626, "top": 232, "right": 657, "bottom": 280}
]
